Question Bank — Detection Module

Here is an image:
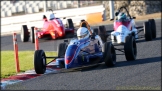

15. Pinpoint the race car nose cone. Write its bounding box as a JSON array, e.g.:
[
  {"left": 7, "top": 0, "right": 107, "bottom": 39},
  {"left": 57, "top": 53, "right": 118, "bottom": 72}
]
[
  {"left": 116, "top": 35, "right": 125, "bottom": 43},
  {"left": 65, "top": 56, "right": 72, "bottom": 64},
  {"left": 64, "top": 45, "right": 78, "bottom": 65}
]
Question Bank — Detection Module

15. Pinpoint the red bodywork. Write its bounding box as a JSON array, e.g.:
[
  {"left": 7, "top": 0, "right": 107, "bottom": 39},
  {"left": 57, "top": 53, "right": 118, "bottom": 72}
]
[
  {"left": 37, "top": 18, "right": 74, "bottom": 39},
  {"left": 114, "top": 20, "right": 132, "bottom": 31}
]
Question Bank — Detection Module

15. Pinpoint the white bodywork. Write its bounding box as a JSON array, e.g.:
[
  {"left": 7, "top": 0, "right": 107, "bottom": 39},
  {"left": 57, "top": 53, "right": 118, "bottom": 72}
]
[{"left": 111, "top": 19, "right": 138, "bottom": 44}]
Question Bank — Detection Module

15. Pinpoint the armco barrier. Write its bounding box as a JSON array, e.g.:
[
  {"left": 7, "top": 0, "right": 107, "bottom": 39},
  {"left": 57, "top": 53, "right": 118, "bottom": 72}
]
[{"left": 1, "top": 5, "right": 106, "bottom": 34}]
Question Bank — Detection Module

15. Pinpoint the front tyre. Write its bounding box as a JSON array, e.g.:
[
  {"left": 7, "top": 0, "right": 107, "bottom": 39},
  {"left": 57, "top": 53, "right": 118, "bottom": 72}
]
[
  {"left": 34, "top": 50, "right": 46, "bottom": 74},
  {"left": 102, "top": 42, "right": 116, "bottom": 67},
  {"left": 124, "top": 35, "right": 137, "bottom": 61}
]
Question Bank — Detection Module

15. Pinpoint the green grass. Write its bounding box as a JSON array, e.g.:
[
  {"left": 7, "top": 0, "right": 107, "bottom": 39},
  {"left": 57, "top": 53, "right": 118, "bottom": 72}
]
[{"left": 1, "top": 51, "right": 57, "bottom": 79}]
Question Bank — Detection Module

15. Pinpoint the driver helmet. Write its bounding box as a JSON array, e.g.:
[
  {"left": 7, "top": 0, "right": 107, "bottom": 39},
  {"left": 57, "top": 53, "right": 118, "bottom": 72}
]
[
  {"left": 77, "top": 27, "right": 90, "bottom": 40},
  {"left": 117, "top": 12, "right": 127, "bottom": 21},
  {"left": 49, "top": 13, "right": 55, "bottom": 20}
]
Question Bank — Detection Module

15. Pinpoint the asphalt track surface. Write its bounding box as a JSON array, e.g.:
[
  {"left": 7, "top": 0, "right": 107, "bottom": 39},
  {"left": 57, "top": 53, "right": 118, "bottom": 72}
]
[{"left": 2, "top": 19, "right": 161, "bottom": 90}]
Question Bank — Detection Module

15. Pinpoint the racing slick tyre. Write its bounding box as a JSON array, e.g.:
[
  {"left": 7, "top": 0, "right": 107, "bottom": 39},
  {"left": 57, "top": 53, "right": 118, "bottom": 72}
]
[
  {"left": 124, "top": 35, "right": 137, "bottom": 61},
  {"left": 21, "top": 25, "right": 29, "bottom": 42},
  {"left": 30, "top": 26, "right": 35, "bottom": 43},
  {"left": 34, "top": 50, "right": 46, "bottom": 74},
  {"left": 57, "top": 43, "right": 67, "bottom": 58},
  {"left": 148, "top": 19, "right": 156, "bottom": 39},
  {"left": 98, "top": 26, "right": 107, "bottom": 43},
  {"left": 93, "top": 28, "right": 99, "bottom": 35},
  {"left": 102, "top": 42, "right": 116, "bottom": 67},
  {"left": 144, "top": 21, "right": 152, "bottom": 41},
  {"left": 67, "top": 19, "right": 74, "bottom": 29}
]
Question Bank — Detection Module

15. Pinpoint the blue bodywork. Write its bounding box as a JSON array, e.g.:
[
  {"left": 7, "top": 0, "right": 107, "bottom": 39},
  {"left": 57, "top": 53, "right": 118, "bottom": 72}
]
[{"left": 56, "top": 37, "right": 104, "bottom": 69}]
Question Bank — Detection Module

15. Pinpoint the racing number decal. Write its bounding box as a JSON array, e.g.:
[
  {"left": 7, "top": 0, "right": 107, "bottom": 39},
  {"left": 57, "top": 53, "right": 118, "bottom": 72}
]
[{"left": 118, "top": 32, "right": 124, "bottom": 35}]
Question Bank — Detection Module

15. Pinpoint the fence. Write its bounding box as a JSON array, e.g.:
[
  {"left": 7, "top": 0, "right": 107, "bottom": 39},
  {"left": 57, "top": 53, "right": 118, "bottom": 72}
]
[
  {"left": 1, "top": 5, "right": 105, "bottom": 34},
  {"left": 1, "top": 1, "right": 103, "bottom": 17}
]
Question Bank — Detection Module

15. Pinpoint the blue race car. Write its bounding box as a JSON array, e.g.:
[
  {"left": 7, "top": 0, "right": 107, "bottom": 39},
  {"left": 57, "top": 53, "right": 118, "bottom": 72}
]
[{"left": 34, "top": 21, "right": 116, "bottom": 74}]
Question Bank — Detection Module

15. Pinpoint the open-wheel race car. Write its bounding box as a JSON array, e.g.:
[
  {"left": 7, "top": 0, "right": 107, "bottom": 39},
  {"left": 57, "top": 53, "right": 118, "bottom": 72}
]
[
  {"left": 110, "top": 6, "right": 156, "bottom": 44},
  {"left": 33, "top": 21, "right": 116, "bottom": 74},
  {"left": 93, "top": 6, "right": 156, "bottom": 61},
  {"left": 20, "top": 9, "right": 75, "bottom": 43}
]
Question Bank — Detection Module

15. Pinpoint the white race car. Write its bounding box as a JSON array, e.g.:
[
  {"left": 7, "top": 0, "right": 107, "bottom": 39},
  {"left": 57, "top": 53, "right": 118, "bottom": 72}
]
[
  {"left": 93, "top": 6, "right": 156, "bottom": 61},
  {"left": 110, "top": 6, "right": 156, "bottom": 44}
]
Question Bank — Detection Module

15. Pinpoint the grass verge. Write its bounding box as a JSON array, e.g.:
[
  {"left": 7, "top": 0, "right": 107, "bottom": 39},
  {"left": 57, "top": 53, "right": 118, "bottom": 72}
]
[{"left": 1, "top": 51, "right": 57, "bottom": 79}]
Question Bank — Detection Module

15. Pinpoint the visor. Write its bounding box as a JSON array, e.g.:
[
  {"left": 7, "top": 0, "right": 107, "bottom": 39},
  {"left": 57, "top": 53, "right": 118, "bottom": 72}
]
[{"left": 77, "top": 33, "right": 88, "bottom": 39}]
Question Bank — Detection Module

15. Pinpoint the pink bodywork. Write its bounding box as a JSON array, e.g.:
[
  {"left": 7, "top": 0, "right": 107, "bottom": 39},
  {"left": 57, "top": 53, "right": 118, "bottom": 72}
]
[
  {"left": 37, "top": 18, "right": 74, "bottom": 39},
  {"left": 114, "top": 20, "right": 132, "bottom": 31}
]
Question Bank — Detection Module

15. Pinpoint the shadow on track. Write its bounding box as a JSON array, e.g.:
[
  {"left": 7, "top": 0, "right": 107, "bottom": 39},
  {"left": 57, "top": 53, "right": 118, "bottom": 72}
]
[
  {"left": 80, "top": 56, "right": 161, "bottom": 72},
  {"left": 136, "top": 36, "right": 162, "bottom": 43},
  {"left": 47, "top": 56, "right": 161, "bottom": 75}
]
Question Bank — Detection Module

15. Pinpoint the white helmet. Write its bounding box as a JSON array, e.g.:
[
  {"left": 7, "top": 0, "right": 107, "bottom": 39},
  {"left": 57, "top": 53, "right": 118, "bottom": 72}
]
[
  {"left": 45, "top": 11, "right": 55, "bottom": 20},
  {"left": 77, "top": 27, "right": 90, "bottom": 40}
]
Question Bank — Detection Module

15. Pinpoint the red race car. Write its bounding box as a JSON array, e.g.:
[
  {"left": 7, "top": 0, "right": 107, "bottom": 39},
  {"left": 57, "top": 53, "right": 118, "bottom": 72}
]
[{"left": 20, "top": 10, "right": 75, "bottom": 43}]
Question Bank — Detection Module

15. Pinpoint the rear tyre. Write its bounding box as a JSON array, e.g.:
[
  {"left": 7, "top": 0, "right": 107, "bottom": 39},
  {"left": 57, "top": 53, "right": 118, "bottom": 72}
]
[
  {"left": 21, "top": 25, "right": 29, "bottom": 42},
  {"left": 102, "top": 42, "right": 116, "bottom": 67},
  {"left": 124, "top": 35, "right": 137, "bottom": 61},
  {"left": 57, "top": 43, "right": 67, "bottom": 58},
  {"left": 30, "top": 26, "right": 35, "bottom": 43},
  {"left": 93, "top": 28, "right": 99, "bottom": 35},
  {"left": 98, "top": 26, "right": 107, "bottom": 43},
  {"left": 148, "top": 19, "right": 156, "bottom": 38},
  {"left": 34, "top": 50, "right": 46, "bottom": 74},
  {"left": 67, "top": 19, "right": 74, "bottom": 29},
  {"left": 144, "top": 21, "right": 152, "bottom": 41}
]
